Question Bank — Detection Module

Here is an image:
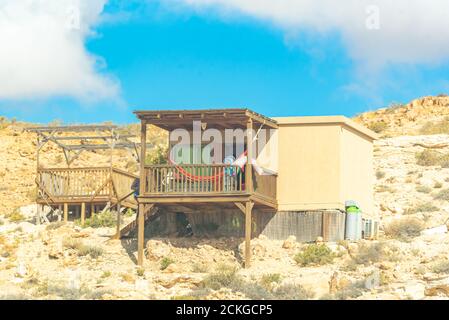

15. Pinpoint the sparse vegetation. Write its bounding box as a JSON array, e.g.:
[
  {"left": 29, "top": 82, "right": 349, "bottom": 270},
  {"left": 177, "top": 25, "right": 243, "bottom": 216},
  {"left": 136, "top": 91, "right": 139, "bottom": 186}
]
[
  {"left": 384, "top": 217, "right": 424, "bottom": 241},
  {"left": 272, "top": 283, "right": 314, "bottom": 300},
  {"left": 136, "top": 268, "right": 145, "bottom": 277},
  {"left": 201, "top": 264, "right": 240, "bottom": 290},
  {"left": 260, "top": 273, "right": 282, "bottom": 290},
  {"left": 77, "top": 244, "right": 104, "bottom": 259},
  {"left": 76, "top": 210, "right": 116, "bottom": 228},
  {"left": 376, "top": 170, "right": 386, "bottom": 179},
  {"left": 416, "top": 185, "right": 432, "bottom": 194},
  {"left": 416, "top": 149, "right": 449, "bottom": 167},
  {"left": 376, "top": 185, "right": 396, "bottom": 193},
  {"left": 430, "top": 259, "right": 449, "bottom": 274},
  {"left": 294, "top": 244, "right": 334, "bottom": 266},
  {"left": 420, "top": 117, "right": 449, "bottom": 135},
  {"left": 434, "top": 181, "right": 443, "bottom": 189},
  {"left": 63, "top": 237, "right": 103, "bottom": 258},
  {"left": 403, "top": 202, "right": 439, "bottom": 215},
  {"left": 160, "top": 257, "right": 175, "bottom": 270},
  {"left": 434, "top": 188, "right": 449, "bottom": 201},
  {"left": 368, "top": 122, "right": 388, "bottom": 133},
  {"left": 6, "top": 209, "right": 24, "bottom": 222},
  {"left": 46, "top": 221, "right": 65, "bottom": 230}
]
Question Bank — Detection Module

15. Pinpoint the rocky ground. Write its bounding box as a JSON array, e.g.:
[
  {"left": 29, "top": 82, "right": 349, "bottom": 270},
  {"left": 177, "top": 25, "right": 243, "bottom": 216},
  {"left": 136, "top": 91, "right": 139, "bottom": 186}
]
[{"left": 2, "top": 98, "right": 449, "bottom": 300}]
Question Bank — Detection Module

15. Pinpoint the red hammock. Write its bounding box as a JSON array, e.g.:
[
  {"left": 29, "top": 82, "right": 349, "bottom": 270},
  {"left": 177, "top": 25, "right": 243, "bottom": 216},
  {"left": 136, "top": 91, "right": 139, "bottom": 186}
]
[{"left": 168, "top": 151, "right": 247, "bottom": 182}]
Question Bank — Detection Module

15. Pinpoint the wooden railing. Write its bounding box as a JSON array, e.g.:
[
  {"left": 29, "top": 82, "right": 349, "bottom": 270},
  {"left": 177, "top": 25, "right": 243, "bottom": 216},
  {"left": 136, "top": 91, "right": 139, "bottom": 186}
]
[
  {"left": 143, "top": 164, "right": 244, "bottom": 194},
  {"left": 37, "top": 167, "right": 138, "bottom": 203},
  {"left": 253, "top": 171, "right": 277, "bottom": 200}
]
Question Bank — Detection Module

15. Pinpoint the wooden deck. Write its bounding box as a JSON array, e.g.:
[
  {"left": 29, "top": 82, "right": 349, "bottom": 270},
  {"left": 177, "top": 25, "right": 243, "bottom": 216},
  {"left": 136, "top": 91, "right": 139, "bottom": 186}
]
[
  {"left": 140, "top": 164, "right": 277, "bottom": 208},
  {"left": 37, "top": 167, "right": 137, "bottom": 207}
]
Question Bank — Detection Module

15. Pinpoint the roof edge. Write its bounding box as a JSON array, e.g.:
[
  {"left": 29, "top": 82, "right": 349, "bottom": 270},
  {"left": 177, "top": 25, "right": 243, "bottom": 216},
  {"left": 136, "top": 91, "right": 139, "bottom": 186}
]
[{"left": 272, "top": 116, "right": 378, "bottom": 140}]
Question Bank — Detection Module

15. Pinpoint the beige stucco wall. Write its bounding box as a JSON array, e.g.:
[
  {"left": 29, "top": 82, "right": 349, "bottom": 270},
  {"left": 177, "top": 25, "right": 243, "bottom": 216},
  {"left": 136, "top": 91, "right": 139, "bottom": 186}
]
[
  {"left": 273, "top": 116, "right": 377, "bottom": 214},
  {"left": 340, "top": 126, "right": 375, "bottom": 217}
]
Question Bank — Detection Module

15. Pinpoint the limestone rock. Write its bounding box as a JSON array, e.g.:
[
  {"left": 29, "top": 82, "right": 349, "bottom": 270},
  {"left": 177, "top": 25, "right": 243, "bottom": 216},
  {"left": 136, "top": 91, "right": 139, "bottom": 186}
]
[
  {"left": 425, "top": 278, "right": 449, "bottom": 297},
  {"left": 282, "top": 236, "right": 297, "bottom": 249},
  {"left": 146, "top": 240, "right": 171, "bottom": 261}
]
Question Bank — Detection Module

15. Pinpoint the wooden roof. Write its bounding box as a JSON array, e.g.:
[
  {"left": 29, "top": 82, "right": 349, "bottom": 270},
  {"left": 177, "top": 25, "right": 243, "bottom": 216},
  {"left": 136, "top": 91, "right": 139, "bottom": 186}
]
[{"left": 133, "top": 108, "right": 278, "bottom": 131}]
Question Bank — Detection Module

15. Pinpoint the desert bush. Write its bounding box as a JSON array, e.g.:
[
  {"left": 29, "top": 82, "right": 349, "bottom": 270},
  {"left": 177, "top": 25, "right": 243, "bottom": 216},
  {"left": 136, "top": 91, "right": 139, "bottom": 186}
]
[
  {"left": 368, "top": 122, "right": 388, "bottom": 133},
  {"left": 434, "top": 188, "right": 449, "bottom": 201},
  {"left": 351, "top": 242, "right": 387, "bottom": 265},
  {"left": 272, "top": 283, "right": 314, "bottom": 300},
  {"left": 416, "top": 185, "right": 432, "bottom": 194},
  {"left": 294, "top": 244, "right": 334, "bottom": 266},
  {"left": 260, "top": 273, "right": 282, "bottom": 290},
  {"left": 77, "top": 210, "right": 116, "bottom": 228},
  {"left": 101, "top": 271, "right": 112, "bottom": 278},
  {"left": 384, "top": 217, "right": 424, "bottom": 241},
  {"left": 192, "top": 262, "right": 208, "bottom": 273},
  {"left": 63, "top": 238, "right": 103, "bottom": 258},
  {"left": 160, "top": 257, "right": 175, "bottom": 270},
  {"left": 430, "top": 259, "right": 449, "bottom": 274},
  {"left": 376, "top": 170, "right": 386, "bottom": 179},
  {"left": 403, "top": 202, "right": 439, "bottom": 215},
  {"left": 63, "top": 237, "right": 83, "bottom": 250},
  {"left": 6, "top": 209, "right": 24, "bottom": 222},
  {"left": 416, "top": 150, "right": 442, "bottom": 166},
  {"left": 376, "top": 185, "right": 396, "bottom": 193},
  {"left": 146, "top": 145, "right": 168, "bottom": 165},
  {"left": 420, "top": 117, "right": 449, "bottom": 135},
  {"left": 201, "top": 264, "right": 240, "bottom": 290},
  {"left": 46, "top": 221, "right": 65, "bottom": 230},
  {"left": 434, "top": 182, "right": 443, "bottom": 189},
  {"left": 77, "top": 244, "right": 104, "bottom": 259},
  {"left": 136, "top": 267, "right": 145, "bottom": 277}
]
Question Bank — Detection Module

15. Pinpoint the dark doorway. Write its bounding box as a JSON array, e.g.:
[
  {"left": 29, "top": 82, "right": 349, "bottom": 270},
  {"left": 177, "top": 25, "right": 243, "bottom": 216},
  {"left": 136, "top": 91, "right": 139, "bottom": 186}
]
[{"left": 176, "top": 212, "right": 193, "bottom": 237}]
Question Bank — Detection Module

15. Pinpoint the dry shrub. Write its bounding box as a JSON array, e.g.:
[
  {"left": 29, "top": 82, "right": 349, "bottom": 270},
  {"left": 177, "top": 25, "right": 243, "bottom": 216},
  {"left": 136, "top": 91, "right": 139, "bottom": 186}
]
[{"left": 384, "top": 217, "right": 424, "bottom": 241}]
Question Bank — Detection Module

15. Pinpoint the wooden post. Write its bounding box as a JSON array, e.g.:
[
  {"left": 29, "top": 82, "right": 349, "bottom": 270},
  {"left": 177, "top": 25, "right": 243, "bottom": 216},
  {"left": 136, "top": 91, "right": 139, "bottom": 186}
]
[
  {"left": 63, "top": 203, "right": 68, "bottom": 223},
  {"left": 36, "top": 204, "right": 41, "bottom": 225},
  {"left": 81, "top": 203, "right": 86, "bottom": 226},
  {"left": 137, "top": 121, "right": 147, "bottom": 266},
  {"left": 245, "top": 201, "right": 254, "bottom": 268},
  {"left": 246, "top": 119, "right": 253, "bottom": 193},
  {"left": 137, "top": 203, "right": 145, "bottom": 266},
  {"left": 115, "top": 202, "right": 121, "bottom": 240},
  {"left": 91, "top": 204, "right": 95, "bottom": 216}
]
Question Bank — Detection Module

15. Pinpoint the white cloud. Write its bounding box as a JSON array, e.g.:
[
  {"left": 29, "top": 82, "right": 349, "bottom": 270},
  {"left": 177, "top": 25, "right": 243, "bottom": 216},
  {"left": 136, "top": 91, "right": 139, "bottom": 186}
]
[
  {"left": 173, "top": 0, "right": 449, "bottom": 67},
  {"left": 0, "top": 0, "right": 119, "bottom": 101}
]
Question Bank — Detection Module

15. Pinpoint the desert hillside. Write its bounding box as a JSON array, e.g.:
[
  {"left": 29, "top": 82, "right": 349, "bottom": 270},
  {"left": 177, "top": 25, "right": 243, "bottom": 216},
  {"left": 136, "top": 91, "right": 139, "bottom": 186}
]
[
  {"left": 2, "top": 98, "right": 449, "bottom": 300},
  {"left": 354, "top": 95, "right": 449, "bottom": 137}
]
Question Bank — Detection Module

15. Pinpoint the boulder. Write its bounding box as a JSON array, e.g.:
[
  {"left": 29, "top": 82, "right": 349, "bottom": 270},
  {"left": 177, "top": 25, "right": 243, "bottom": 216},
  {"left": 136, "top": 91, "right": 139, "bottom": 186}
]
[
  {"left": 146, "top": 240, "right": 171, "bottom": 261},
  {"left": 282, "top": 236, "right": 297, "bottom": 249},
  {"left": 425, "top": 278, "right": 449, "bottom": 297}
]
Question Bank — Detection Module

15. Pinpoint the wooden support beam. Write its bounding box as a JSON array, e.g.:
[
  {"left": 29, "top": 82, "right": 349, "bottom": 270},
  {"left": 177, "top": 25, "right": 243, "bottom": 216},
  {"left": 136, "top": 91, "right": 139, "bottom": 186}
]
[
  {"left": 244, "top": 201, "right": 254, "bottom": 268},
  {"left": 234, "top": 202, "right": 246, "bottom": 214},
  {"left": 91, "top": 204, "right": 95, "bottom": 216},
  {"left": 137, "top": 203, "right": 145, "bottom": 266},
  {"left": 246, "top": 119, "right": 253, "bottom": 193},
  {"left": 81, "top": 203, "right": 86, "bottom": 226},
  {"left": 63, "top": 203, "right": 68, "bottom": 222},
  {"left": 115, "top": 202, "right": 121, "bottom": 240}
]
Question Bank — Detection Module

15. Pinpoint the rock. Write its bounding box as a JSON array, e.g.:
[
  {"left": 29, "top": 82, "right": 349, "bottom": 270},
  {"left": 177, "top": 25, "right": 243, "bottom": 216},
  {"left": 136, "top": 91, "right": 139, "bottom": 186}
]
[
  {"left": 19, "top": 204, "right": 51, "bottom": 219},
  {"left": 146, "top": 240, "right": 171, "bottom": 261},
  {"left": 425, "top": 278, "right": 449, "bottom": 297},
  {"left": 404, "top": 282, "right": 425, "bottom": 300},
  {"left": 282, "top": 236, "right": 297, "bottom": 249},
  {"left": 17, "top": 222, "right": 37, "bottom": 234},
  {"left": 316, "top": 236, "right": 324, "bottom": 244},
  {"left": 421, "top": 225, "right": 448, "bottom": 236}
]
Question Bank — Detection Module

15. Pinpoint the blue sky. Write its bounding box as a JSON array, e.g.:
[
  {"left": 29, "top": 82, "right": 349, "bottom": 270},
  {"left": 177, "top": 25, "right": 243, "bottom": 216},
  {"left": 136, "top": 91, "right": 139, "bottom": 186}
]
[{"left": 1, "top": 1, "right": 449, "bottom": 124}]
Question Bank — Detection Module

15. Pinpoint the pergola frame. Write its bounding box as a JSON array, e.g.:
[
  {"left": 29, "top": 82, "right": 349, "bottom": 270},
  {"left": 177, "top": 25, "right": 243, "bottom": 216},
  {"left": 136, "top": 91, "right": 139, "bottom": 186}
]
[{"left": 25, "top": 125, "right": 147, "bottom": 228}]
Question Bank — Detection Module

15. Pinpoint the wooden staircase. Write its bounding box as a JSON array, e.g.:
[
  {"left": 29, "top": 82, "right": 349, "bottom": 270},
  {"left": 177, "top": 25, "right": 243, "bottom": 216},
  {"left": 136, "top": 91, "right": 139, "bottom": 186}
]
[{"left": 116, "top": 206, "right": 158, "bottom": 239}]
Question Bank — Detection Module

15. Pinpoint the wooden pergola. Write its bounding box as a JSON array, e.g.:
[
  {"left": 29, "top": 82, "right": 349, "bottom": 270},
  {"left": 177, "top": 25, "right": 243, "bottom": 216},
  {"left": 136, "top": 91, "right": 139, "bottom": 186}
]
[
  {"left": 26, "top": 125, "right": 145, "bottom": 237},
  {"left": 134, "top": 109, "right": 278, "bottom": 268}
]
